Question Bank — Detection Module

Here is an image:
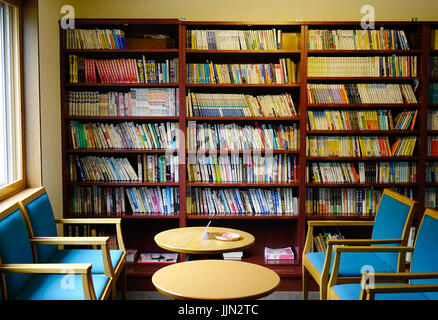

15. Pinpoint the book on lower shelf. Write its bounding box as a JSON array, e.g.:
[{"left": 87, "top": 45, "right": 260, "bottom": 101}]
[
  {"left": 222, "top": 251, "right": 243, "bottom": 260},
  {"left": 126, "top": 249, "right": 139, "bottom": 263},
  {"left": 264, "top": 246, "right": 295, "bottom": 260},
  {"left": 137, "top": 252, "right": 178, "bottom": 263}
]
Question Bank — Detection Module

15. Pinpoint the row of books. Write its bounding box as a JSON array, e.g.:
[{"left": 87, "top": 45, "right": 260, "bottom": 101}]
[
  {"left": 186, "top": 91, "right": 297, "bottom": 118},
  {"left": 426, "top": 162, "right": 438, "bottom": 182},
  {"left": 142, "top": 154, "right": 179, "bottom": 183},
  {"left": 69, "top": 155, "right": 141, "bottom": 182},
  {"left": 307, "top": 56, "right": 418, "bottom": 77},
  {"left": 68, "top": 121, "right": 178, "bottom": 150},
  {"left": 425, "top": 187, "right": 438, "bottom": 209},
  {"left": 66, "top": 226, "right": 119, "bottom": 250},
  {"left": 186, "top": 29, "right": 282, "bottom": 51},
  {"left": 430, "top": 83, "right": 438, "bottom": 104},
  {"left": 68, "top": 55, "right": 179, "bottom": 83},
  {"left": 186, "top": 122, "right": 299, "bottom": 151},
  {"left": 306, "top": 161, "right": 417, "bottom": 184},
  {"left": 187, "top": 187, "right": 299, "bottom": 216},
  {"left": 427, "top": 110, "right": 438, "bottom": 130},
  {"left": 69, "top": 154, "right": 180, "bottom": 183},
  {"left": 186, "top": 58, "right": 298, "bottom": 84},
  {"left": 306, "top": 83, "right": 418, "bottom": 104},
  {"left": 306, "top": 187, "right": 378, "bottom": 216},
  {"left": 67, "top": 88, "right": 179, "bottom": 117},
  {"left": 431, "top": 57, "right": 438, "bottom": 77},
  {"left": 427, "top": 136, "right": 438, "bottom": 156},
  {"left": 306, "top": 136, "right": 417, "bottom": 157},
  {"left": 313, "top": 232, "right": 345, "bottom": 253},
  {"left": 307, "top": 109, "right": 418, "bottom": 131},
  {"left": 65, "top": 28, "right": 128, "bottom": 50},
  {"left": 125, "top": 186, "right": 179, "bottom": 215},
  {"left": 307, "top": 28, "right": 411, "bottom": 50},
  {"left": 70, "top": 186, "right": 126, "bottom": 215},
  {"left": 187, "top": 154, "right": 298, "bottom": 184},
  {"left": 70, "top": 186, "right": 180, "bottom": 215}
]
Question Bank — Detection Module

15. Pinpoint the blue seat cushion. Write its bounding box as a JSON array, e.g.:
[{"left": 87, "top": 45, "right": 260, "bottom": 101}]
[
  {"left": 12, "top": 274, "right": 110, "bottom": 300},
  {"left": 306, "top": 251, "right": 397, "bottom": 276},
  {"left": 47, "top": 249, "right": 124, "bottom": 274},
  {"left": 332, "top": 283, "right": 431, "bottom": 300}
]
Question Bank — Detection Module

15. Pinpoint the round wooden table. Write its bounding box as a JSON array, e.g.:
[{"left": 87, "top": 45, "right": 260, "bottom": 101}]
[
  {"left": 152, "top": 259, "right": 280, "bottom": 300},
  {"left": 154, "top": 226, "right": 255, "bottom": 254}
]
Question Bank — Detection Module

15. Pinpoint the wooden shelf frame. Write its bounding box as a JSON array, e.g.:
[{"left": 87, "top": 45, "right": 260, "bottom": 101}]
[{"left": 59, "top": 19, "right": 438, "bottom": 289}]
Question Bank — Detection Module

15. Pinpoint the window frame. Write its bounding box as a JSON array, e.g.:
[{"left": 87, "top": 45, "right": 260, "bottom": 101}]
[{"left": 0, "top": 0, "right": 25, "bottom": 201}]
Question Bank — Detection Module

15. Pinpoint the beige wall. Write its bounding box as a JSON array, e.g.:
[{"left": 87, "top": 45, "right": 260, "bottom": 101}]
[
  {"left": 68, "top": 0, "right": 438, "bottom": 21},
  {"left": 36, "top": 0, "right": 438, "bottom": 218}
]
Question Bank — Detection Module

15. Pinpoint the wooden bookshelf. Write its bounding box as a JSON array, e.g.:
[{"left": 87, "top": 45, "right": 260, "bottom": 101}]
[{"left": 59, "top": 19, "right": 438, "bottom": 291}]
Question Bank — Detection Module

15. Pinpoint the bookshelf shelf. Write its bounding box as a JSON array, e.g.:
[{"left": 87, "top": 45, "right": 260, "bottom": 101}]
[
  {"left": 306, "top": 104, "right": 421, "bottom": 109},
  {"left": 60, "top": 19, "right": 435, "bottom": 291},
  {"left": 306, "top": 130, "right": 420, "bottom": 135},
  {"left": 66, "top": 181, "right": 179, "bottom": 187},
  {"left": 186, "top": 182, "right": 299, "bottom": 187},
  {"left": 65, "top": 116, "right": 180, "bottom": 121},
  {"left": 306, "top": 77, "right": 421, "bottom": 81},
  {"left": 185, "top": 83, "right": 301, "bottom": 88},
  {"left": 307, "top": 49, "right": 422, "bottom": 55},
  {"left": 66, "top": 149, "right": 177, "bottom": 154},
  {"left": 187, "top": 215, "right": 299, "bottom": 220},
  {"left": 65, "top": 82, "right": 180, "bottom": 87},
  {"left": 306, "top": 183, "right": 417, "bottom": 187},
  {"left": 306, "top": 215, "right": 374, "bottom": 220},
  {"left": 186, "top": 149, "right": 300, "bottom": 154},
  {"left": 64, "top": 48, "right": 179, "bottom": 54},
  {"left": 306, "top": 156, "right": 419, "bottom": 161},
  {"left": 186, "top": 116, "right": 300, "bottom": 121},
  {"left": 65, "top": 214, "right": 180, "bottom": 219}
]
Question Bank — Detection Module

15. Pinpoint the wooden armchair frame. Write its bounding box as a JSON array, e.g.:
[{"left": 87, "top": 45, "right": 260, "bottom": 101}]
[
  {"left": 0, "top": 203, "right": 112, "bottom": 300},
  {"left": 17, "top": 187, "right": 127, "bottom": 299},
  {"left": 302, "top": 189, "right": 416, "bottom": 300},
  {"left": 329, "top": 209, "right": 438, "bottom": 300}
]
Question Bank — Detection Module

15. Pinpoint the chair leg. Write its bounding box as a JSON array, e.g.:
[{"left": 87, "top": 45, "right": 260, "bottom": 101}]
[
  {"left": 120, "top": 265, "right": 127, "bottom": 300},
  {"left": 302, "top": 266, "right": 310, "bottom": 300},
  {"left": 319, "top": 279, "right": 328, "bottom": 300}
]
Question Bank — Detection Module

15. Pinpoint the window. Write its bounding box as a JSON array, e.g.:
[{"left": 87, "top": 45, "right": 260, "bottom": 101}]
[{"left": 0, "top": 0, "right": 23, "bottom": 200}]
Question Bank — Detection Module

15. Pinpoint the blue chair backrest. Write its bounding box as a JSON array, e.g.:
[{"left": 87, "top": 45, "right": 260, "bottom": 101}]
[
  {"left": 410, "top": 210, "right": 438, "bottom": 299},
  {"left": 0, "top": 207, "right": 34, "bottom": 299},
  {"left": 371, "top": 190, "right": 414, "bottom": 268},
  {"left": 22, "top": 192, "right": 58, "bottom": 263}
]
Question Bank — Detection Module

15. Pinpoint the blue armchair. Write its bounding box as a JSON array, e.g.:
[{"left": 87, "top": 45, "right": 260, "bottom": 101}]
[
  {"left": 302, "top": 189, "right": 416, "bottom": 300},
  {"left": 18, "top": 187, "right": 127, "bottom": 299},
  {"left": 0, "top": 202, "right": 112, "bottom": 300},
  {"left": 329, "top": 208, "right": 438, "bottom": 300}
]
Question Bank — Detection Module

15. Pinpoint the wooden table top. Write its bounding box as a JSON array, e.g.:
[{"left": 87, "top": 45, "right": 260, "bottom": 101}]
[
  {"left": 154, "top": 226, "right": 255, "bottom": 254},
  {"left": 152, "top": 259, "right": 280, "bottom": 300}
]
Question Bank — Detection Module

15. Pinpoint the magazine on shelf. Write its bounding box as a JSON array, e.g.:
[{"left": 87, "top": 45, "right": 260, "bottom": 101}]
[
  {"left": 264, "top": 246, "right": 295, "bottom": 260},
  {"left": 137, "top": 252, "right": 178, "bottom": 263}
]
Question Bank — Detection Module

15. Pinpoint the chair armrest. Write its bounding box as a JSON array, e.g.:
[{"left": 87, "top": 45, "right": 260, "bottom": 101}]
[
  {"left": 0, "top": 263, "right": 91, "bottom": 274},
  {"left": 0, "top": 263, "right": 99, "bottom": 300},
  {"left": 303, "top": 220, "right": 374, "bottom": 255},
  {"left": 327, "top": 239, "right": 403, "bottom": 246},
  {"left": 307, "top": 220, "right": 374, "bottom": 227},
  {"left": 30, "top": 237, "right": 114, "bottom": 277},
  {"left": 333, "top": 246, "right": 414, "bottom": 254},
  {"left": 56, "top": 219, "right": 126, "bottom": 251},
  {"left": 364, "top": 272, "right": 438, "bottom": 282},
  {"left": 362, "top": 283, "right": 438, "bottom": 300},
  {"left": 30, "top": 236, "right": 109, "bottom": 246},
  {"left": 327, "top": 246, "right": 415, "bottom": 289}
]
